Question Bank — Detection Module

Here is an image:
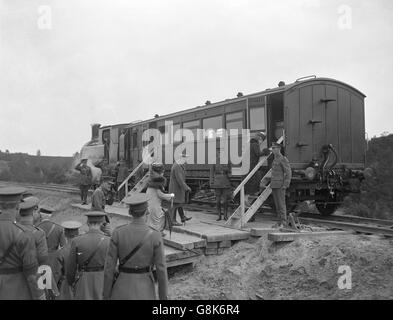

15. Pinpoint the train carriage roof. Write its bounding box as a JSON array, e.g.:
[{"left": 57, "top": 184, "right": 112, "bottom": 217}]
[{"left": 100, "top": 77, "right": 365, "bottom": 129}]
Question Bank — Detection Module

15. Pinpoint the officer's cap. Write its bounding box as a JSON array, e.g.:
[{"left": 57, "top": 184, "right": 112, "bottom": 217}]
[
  {"left": 85, "top": 211, "right": 106, "bottom": 223},
  {"left": 123, "top": 193, "right": 149, "bottom": 215},
  {"left": 39, "top": 205, "right": 55, "bottom": 214},
  {"left": 19, "top": 197, "right": 40, "bottom": 216},
  {"left": 61, "top": 220, "right": 82, "bottom": 230},
  {"left": 101, "top": 175, "right": 114, "bottom": 184},
  {"left": 81, "top": 157, "right": 88, "bottom": 161},
  {"left": 255, "top": 132, "right": 266, "bottom": 140},
  {"left": 151, "top": 162, "right": 164, "bottom": 173},
  {"left": 22, "top": 192, "right": 34, "bottom": 199},
  {"left": 0, "top": 187, "right": 27, "bottom": 204}
]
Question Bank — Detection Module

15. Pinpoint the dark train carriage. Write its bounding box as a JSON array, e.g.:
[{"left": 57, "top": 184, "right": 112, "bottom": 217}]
[{"left": 80, "top": 76, "right": 366, "bottom": 215}]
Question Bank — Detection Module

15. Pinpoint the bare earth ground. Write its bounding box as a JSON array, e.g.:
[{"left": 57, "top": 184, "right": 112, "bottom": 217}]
[{"left": 32, "top": 189, "right": 393, "bottom": 300}]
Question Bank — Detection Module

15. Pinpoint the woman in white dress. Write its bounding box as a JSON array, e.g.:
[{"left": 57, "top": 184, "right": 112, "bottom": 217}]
[{"left": 146, "top": 163, "right": 174, "bottom": 236}]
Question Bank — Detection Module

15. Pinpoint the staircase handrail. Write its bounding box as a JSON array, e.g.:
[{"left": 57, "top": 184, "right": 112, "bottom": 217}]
[
  {"left": 117, "top": 149, "right": 154, "bottom": 192},
  {"left": 233, "top": 136, "right": 283, "bottom": 197}
]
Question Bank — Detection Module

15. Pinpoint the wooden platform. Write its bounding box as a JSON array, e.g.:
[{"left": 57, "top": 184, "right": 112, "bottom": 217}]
[
  {"left": 268, "top": 230, "right": 353, "bottom": 242},
  {"left": 71, "top": 202, "right": 252, "bottom": 262},
  {"left": 250, "top": 228, "right": 277, "bottom": 237},
  {"left": 173, "top": 221, "right": 250, "bottom": 242},
  {"left": 164, "top": 245, "right": 202, "bottom": 268},
  {"left": 163, "top": 231, "right": 206, "bottom": 250}
]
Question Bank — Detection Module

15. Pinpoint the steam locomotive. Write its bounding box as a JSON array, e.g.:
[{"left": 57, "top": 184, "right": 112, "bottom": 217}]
[{"left": 80, "top": 76, "right": 366, "bottom": 215}]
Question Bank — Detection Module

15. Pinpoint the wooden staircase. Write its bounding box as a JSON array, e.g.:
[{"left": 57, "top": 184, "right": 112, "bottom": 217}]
[
  {"left": 118, "top": 149, "right": 154, "bottom": 202},
  {"left": 123, "top": 171, "right": 150, "bottom": 199},
  {"left": 225, "top": 136, "right": 283, "bottom": 229}
]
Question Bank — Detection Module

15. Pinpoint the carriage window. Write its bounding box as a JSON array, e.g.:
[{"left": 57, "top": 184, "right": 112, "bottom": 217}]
[
  {"left": 250, "top": 107, "right": 266, "bottom": 131},
  {"left": 203, "top": 116, "right": 223, "bottom": 139},
  {"left": 173, "top": 123, "right": 181, "bottom": 143},
  {"left": 132, "top": 132, "right": 138, "bottom": 148},
  {"left": 226, "top": 112, "right": 244, "bottom": 135},
  {"left": 183, "top": 120, "right": 200, "bottom": 141}
]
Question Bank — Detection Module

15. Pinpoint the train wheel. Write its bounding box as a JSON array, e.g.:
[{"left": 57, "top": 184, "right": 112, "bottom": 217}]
[
  {"left": 315, "top": 189, "right": 339, "bottom": 216},
  {"left": 316, "top": 203, "right": 338, "bottom": 216}
]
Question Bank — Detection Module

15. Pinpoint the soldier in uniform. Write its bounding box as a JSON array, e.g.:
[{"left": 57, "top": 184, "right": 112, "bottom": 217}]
[
  {"left": 18, "top": 197, "right": 48, "bottom": 266},
  {"left": 66, "top": 212, "right": 110, "bottom": 300},
  {"left": 75, "top": 158, "right": 92, "bottom": 205},
  {"left": 53, "top": 221, "right": 82, "bottom": 300},
  {"left": 91, "top": 176, "right": 113, "bottom": 237},
  {"left": 269, "top": 142, "right": 292, "bottom": 228},
  {"left": 210, "top": 148, "right": 232, "bottom": 221},
  {"left": 103, "top": 193, "right": 168, "bottom": 300},
  {"left": 0, "top": 187, "right": 42, "bottom": 300},
  {"left": 33, "top": 205, "right": 64, "bottom": 299}
]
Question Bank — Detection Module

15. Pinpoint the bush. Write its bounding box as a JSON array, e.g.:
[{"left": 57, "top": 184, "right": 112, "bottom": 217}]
[{"left": 343, "top": 133, "right": 393, "bottom": 220}]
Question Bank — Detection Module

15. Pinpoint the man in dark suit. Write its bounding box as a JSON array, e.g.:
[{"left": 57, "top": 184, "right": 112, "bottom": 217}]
[{"left": 168, "top": 154, "right": 192, "bottom": 226}]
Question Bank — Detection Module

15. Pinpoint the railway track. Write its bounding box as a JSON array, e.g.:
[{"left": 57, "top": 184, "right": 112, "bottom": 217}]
[
  {"left": 2, "top": 180, "right": 392, "bottom": 237},
  {"left": 0, "top": 181, "right": 81, "bottom": 194}
]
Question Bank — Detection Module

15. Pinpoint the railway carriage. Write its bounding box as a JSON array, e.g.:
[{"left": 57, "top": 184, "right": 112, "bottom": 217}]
[{"left": 80, "top": 76, "right": 366, "bottom": 215}]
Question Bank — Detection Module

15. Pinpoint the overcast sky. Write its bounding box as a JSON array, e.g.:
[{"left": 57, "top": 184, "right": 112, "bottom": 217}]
[{"left": 0, "top": 0, "right": 392, "bottom": 156}]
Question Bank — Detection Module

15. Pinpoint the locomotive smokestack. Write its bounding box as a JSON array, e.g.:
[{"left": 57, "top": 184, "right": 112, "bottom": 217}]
[{"left": 91, "top": 123, "right": 101, "bottom": 141}]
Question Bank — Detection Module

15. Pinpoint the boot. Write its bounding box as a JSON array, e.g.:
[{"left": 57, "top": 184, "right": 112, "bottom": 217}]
[
  {"left": 216, "top": 202, "right": 222, "bottom": 221},
  {"left": 223, "top": 202, "right": 228, "bottom": 221},
  {"left": 171, "top": 207, "right": 182, "bottom": 226},
  {"left": 179, "top": 207, "right": 192, "bottom": 224}
]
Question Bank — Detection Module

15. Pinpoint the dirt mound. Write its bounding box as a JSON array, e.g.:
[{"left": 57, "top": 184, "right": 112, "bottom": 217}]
[{"left": 169, "top": 235, "right": 393, "bottom": 300}]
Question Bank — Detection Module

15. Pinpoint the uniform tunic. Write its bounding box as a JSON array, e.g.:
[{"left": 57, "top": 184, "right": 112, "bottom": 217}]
[
  {"left": 91, "top": 187, "right": 106, "bottom": 211},
  {"left": 210, "top": 163, "right": 232, "bottom": 204},
  {"left": 75, "top": 163, "right": 92, "bottom": 186},
  {"left": 103, "top": 220, "right": 168, "bottom": 300},
  {"left": 19, "top": 220, "right": 48, "bottom": 265},
  {"left": 0, "top": 215, "right": 39, "bottom": 300},
  {"left": 270, "top": 154, "right": 292, "bottom": 221},
  {"left": 53, "top": 242, "right": 73, "bottom": 300},
  {"left": 66, "top": 229, "right": 110, "bottom": 300},
  {"left": 36, "top": 220, "right": 66, "bottom": 267}
]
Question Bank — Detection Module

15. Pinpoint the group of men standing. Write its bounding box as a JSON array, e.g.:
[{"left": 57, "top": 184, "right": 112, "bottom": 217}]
[
  {"left": 0, "top": 185, "right": 168, "bottom": 300},
  {"left": 0, "top": 187, "right": 68, "bottom": 300}
]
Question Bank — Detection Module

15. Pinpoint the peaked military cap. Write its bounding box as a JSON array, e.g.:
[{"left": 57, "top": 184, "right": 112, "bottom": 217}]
[
  {"left": 255, "top": 132, "right": 266, "bottom": 140},
  {"left": 39, "top": 205, "right": 55, "bottom": 214},
  {"left": 123, "top": 193, "right": 149, "bottom": 214},
  {"left": 85, "top": 211, "right": 106, "bottom": 223},
  {"left": 61, "top": 220, "right": 82, "bottom": 230},
  {"left": 151, "top": 162, "right": 164, "bottom": 173},
  {"left": 101, "top": 175, "right": 114, "bottom": 184},
  {"left": 19, "top": 197, "right": 40, "bottom": 216},
  {"left": 22, "top": 192, "right": 34, "bottom": 199},
  {"left": 0, "top": 187, "right": 27, "bottom": 204}
]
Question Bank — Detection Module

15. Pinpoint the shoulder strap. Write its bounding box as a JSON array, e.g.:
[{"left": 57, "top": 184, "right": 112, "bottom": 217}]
[
  {"left": 79, "top": 237, "right": 105, "bottom": 269},
  {"left": 46, "top": 223, "right": 56, "bottom": 239},
  {"left": 119, "top": 229, "right": 153, "bottom": 267}
]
